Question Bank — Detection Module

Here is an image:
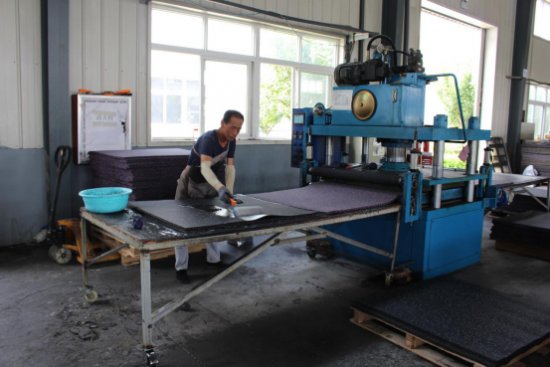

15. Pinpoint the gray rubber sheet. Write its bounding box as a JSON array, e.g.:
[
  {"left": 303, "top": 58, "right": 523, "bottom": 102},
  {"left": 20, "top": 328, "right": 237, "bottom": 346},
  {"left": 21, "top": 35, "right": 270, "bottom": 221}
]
[
  {"left": 353, "top": 277, "right": 550, "bottom": 367},
  {"left": 250, "top": 181, "right": 400, "bottom": 213},
  {"left": 128, "top": 195, "right": 313, "bottom": 230}
]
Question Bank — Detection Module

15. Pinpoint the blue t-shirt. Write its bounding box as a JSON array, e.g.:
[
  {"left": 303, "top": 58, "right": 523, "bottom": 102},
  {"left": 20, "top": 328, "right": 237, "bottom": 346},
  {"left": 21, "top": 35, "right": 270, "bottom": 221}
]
[{"left": 188, "top": 130, "right": 236, "bottom": 167}]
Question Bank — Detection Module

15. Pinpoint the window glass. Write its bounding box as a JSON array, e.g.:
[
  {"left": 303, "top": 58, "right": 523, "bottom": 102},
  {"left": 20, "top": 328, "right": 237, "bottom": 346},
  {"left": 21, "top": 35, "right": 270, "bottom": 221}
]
[
  {"left": 302, "top": 36, "right": 337, "bottom": 67},
  {"left": 536, "top": 86, "right": 546, "bottom": 102},
  {"left": 150, "top": 50, "right": 201, "bottom": 139},
  {"left": 150, "top": 5, "right": 341, "bottom": 142},
  {"left": 208, "top": 19, "right": 253, "bottom": 55},
  {"left": 533, "top": 105, "right": 544, "bottom": 138},
  {"left": 204, "top": 61, "right": 248, "bottom": 133},
  {"left": 534, "top": 0, "right": 550, "bottom": 41},
  {"left": 259, "top": 29, "right": 298, "bottom": 62},
  {"left": 259, "top": 63, "right": 292, "bottom": 139},
  {"left": 544, "top": 108, "right": 550, "bottom": 138},
  {"left": 299, "top": 72, "right": 328, "bottom": 108},
  {"left": 151, "top": 9, "right": 204, "bottom": 49},
  {"left": 420, "top": 9, "right": 483, "bottom": 169}
]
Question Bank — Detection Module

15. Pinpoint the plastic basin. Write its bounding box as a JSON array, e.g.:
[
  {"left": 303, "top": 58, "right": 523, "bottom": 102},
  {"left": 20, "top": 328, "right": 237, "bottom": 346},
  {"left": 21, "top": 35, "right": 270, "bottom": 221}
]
[{"left": 78, "top": 187, "right": 132, "bottom": 213}]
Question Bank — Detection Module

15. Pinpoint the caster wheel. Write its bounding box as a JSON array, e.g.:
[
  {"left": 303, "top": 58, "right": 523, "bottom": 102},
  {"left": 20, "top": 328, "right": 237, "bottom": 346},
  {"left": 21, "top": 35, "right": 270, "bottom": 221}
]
[
  {"left": 145, "top": 348, "right": 159, "bottom": 366},
  {"left": 384, "top": 273, "right": 394, "bottom": 287},
  {"left": 85, "top": 289, "right": 99, "bottom": 303},
  {"left": 49, "top": 244, "right": 72, "bottom": 265}
]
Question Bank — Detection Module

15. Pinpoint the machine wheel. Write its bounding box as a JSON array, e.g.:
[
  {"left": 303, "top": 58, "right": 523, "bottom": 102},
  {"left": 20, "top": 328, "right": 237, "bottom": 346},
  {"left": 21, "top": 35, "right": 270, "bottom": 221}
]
[
  {"left": 384, "top": 273, "right": 394, "bottom": 287},
  {"left": 84, "top": 289, "right": 99, "bottom": 303},
  {"left": 48, "top": 244, "right": 73, "bottom": 265},
  {"left": 306, "top": 247, "right": 317, "bottom": 259}
]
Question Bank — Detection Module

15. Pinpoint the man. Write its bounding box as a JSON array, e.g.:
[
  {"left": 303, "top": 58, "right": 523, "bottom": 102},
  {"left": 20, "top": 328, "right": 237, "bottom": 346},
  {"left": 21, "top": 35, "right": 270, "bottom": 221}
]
[{"left": 174, "top": 110, "right": 244, "bottom": 283}]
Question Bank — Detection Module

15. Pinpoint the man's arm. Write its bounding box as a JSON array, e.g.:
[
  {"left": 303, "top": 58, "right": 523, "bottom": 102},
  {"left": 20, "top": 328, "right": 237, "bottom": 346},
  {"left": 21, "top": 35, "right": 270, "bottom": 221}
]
[
  {"left": 226, "top": 158, "right": 235, "bottom": 193},
  {"left": 200, "top": 154, "right": 224, "bottom": 191}
]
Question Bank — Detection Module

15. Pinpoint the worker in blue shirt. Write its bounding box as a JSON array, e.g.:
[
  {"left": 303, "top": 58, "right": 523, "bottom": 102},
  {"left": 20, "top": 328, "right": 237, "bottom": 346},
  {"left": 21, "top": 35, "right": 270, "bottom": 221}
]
[{"left": 174, "top": 110, "right": 244, "bottom": 283}]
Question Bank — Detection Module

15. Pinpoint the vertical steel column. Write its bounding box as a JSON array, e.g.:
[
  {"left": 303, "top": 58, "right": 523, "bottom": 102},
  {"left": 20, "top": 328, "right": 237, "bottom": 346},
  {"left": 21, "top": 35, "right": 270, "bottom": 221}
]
[
  {"left": 466, "top": 140, "right": 479, "bottom": 202},
  {"left": 506, "top": 0, "right": 536, "bottom": 172},
  {"left": 140, "top": 251, "right": 153, "bottom": 348},
  {"left": 432, "top": 140, "right": 445, "bottom": 208}
]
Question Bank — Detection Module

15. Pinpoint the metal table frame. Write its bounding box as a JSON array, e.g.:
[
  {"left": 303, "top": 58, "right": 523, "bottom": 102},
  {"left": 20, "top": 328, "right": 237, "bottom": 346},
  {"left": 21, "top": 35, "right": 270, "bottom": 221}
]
[
  {"left": 490, "top": 173, "right": 550, "bottom": 211},
  {"left": 80, "top": 203, "right": 401, "bottom": 366}
]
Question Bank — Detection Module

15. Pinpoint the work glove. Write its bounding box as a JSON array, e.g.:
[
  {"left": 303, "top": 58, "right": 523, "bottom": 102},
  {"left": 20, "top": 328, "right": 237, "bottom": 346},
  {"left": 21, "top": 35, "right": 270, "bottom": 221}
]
[{"left": 218, "top": 186, "right": 234, "bottom": 204}]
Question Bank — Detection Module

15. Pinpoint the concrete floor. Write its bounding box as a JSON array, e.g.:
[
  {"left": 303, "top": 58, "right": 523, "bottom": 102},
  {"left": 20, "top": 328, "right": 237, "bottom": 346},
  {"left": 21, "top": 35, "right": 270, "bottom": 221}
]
[{"left": 1, "top": 217, "right": 550, "bottom": 367}]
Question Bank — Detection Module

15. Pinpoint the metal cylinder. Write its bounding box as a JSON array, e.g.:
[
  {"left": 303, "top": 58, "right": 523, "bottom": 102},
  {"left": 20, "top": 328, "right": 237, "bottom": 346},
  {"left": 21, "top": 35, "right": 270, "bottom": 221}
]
[
  {"left": 326, "top": 137, "right": 333, "bottom": 166},
  {"left": 386, "top": 147, "right": 407, "bottom": 163},
  {"left": 432, "top": 140, "right": 445, "bottom": 209},
  {"left": 484, "top": 147, "right": 492, "bottom": 165},
  {"left": 466, "top": 140, "right": 479, "bottom": 202}
]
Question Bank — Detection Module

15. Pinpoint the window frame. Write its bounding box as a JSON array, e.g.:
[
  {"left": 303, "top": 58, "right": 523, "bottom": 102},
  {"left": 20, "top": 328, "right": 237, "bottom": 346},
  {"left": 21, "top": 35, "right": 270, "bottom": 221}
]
[{"left": 148, "top": 2, "right": 343, "bottom": 145}]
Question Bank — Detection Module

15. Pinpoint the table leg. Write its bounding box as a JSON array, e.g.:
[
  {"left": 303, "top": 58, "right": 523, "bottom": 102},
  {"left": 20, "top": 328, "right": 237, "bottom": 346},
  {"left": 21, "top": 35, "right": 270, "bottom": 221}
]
[{"left": 140, "top": 251, "right": 158, "bottom": 366}]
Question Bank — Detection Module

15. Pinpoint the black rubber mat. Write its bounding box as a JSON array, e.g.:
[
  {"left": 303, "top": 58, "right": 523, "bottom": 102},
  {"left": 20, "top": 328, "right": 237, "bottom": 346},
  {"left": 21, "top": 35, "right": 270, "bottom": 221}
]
[
  {"left": 250, "top": 181, "right": 400, "bottom": 213},
  {"left": 491, "top": 211, "right": 550, "bottom": 244},
  {"left": 129, "top": 196, "right": 313, "bottom": 230},
  {"left": 353, "top": 277, "right": 550, "bottom": 367}
]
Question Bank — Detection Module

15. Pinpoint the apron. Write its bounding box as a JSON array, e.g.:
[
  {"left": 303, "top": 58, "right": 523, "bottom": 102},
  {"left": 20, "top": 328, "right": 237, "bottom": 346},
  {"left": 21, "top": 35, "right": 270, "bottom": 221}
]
[{"left": 175, "top": 145, "right": 229, "bottom": 200}]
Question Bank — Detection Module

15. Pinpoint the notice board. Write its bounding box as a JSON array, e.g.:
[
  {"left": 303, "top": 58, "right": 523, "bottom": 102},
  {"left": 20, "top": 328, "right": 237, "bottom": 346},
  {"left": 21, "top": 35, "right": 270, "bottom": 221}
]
[{"left": 72, "top": 94, "right": 132, "bottom": 164}]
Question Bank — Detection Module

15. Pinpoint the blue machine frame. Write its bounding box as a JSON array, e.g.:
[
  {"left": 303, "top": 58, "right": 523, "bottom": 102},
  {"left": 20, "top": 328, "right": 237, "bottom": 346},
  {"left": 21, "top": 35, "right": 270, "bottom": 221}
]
[{"left": 291, "top": 43, "right": 495, "bottom": 280}]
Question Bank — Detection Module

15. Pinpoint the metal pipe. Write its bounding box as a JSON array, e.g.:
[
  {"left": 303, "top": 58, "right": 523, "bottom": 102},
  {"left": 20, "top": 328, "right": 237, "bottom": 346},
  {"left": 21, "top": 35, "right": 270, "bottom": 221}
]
[
  {"left": 309, "top": 227, "right": 392, "bottom": 258},
  {"left": 86, "top": 243, "right": 129, "bottom": 266},
  {"left": 432, "top": 140, "right": 444, "bottom": 209},
  {"left": 152, "top": 233, "right": 284, "bottom": 324},
  {"left": 466, "top": 140, "right": 478, "bottom": 202},
  {"left": 81, "top": 218, "right": 89, "bottom": 286},
  {"left": 274, "top": 233, "right": 327, "bottom": 246},
  {"left": 140, "top": 251, "right": 153, "bottom": 347},
  {"left": 389, "top": 210, "right": 401, "bottom": 273}
]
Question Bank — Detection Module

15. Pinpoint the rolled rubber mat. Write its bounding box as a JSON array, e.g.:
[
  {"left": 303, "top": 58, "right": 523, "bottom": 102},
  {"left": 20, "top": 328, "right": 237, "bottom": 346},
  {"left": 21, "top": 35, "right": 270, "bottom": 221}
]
[
  {"left": 353, "top": 277, "right": 550, "bottom": 366},
  {"left": 250, "top": 181, "right": 400, "bottom": 213}
]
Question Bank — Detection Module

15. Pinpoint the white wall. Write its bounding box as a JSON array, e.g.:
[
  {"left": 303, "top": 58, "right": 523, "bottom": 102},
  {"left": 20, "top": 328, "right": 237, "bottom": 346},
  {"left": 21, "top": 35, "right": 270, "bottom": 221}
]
[
  {"left": 529, "top": 36, "right": 550, "bottom": 84},
  {"left": 0, "top": 0, "right": 43, "bottom": 149}
]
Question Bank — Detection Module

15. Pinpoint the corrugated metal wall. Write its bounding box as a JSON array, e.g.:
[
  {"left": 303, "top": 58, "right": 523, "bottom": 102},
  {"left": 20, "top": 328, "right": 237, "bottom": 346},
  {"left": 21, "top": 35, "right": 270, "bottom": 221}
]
[{"left": 0, "top": 0, "right": 43, "bottom": 149}]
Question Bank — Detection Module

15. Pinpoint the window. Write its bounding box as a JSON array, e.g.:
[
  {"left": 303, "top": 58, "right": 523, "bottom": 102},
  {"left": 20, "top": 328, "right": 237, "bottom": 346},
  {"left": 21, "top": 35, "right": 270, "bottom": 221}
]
[
  {"left": 526, "top": 84, "right": 550, "bottom": 140},
  {"left": 150, "top": 4, "right": 342, "bottom": 141},
  {"left": 534, "top": 0, "right": 550, "bottom": 41},
  {"left": 420, "top": 8, "right": 484, "bottom": 169}
]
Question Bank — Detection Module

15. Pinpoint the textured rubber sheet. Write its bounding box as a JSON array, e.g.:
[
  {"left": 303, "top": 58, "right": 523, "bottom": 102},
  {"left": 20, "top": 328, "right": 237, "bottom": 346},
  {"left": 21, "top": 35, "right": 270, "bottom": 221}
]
[
  {"left": 353, "top": 278, "right": 550, "bottom": 366},
  {"left": 250, "top": 181, "right": 400, "bottom": 214},
  {"left": 128, "top": 195, "right": 313, "bottom": 230}
]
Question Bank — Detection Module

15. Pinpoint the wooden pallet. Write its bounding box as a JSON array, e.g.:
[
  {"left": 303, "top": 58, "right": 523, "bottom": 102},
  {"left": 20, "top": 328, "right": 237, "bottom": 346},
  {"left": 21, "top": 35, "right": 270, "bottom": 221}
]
[
  {"left": 351, "top": 307, "right": 550, "bottom": 367},
  {"left": 59, "top": 218, "right": 204, "bottom": 266},
  {"left": 87, "top": 224, "right": 204, "bottom": 266}
]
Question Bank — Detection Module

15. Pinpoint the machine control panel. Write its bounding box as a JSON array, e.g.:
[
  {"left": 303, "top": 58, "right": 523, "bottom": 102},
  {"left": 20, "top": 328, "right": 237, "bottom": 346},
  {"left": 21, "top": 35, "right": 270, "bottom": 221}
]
[{"left": 291, "top": 109, "right": 312, "bottom": 168}]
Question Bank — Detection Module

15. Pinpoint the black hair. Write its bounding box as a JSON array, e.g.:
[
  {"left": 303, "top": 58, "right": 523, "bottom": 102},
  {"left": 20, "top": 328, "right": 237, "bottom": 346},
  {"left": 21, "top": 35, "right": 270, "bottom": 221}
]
[{"left": 222, "top": 110, "right": 244, "bottom": 123}]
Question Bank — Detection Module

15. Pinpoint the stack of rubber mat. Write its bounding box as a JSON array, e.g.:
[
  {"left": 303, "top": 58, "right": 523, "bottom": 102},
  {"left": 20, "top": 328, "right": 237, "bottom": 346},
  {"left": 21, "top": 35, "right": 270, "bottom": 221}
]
[
  {"left": 521, "top": 141, "right": 550, "bottom": 177},
  {"left": 491, "top": 210, "right": 550, "bottom": 244},
  {"left": 89, "top": 148, "right": 190, "bottom": 201},
  {"left": 353, "top": 277, "right": 550, "bottom": 366}
]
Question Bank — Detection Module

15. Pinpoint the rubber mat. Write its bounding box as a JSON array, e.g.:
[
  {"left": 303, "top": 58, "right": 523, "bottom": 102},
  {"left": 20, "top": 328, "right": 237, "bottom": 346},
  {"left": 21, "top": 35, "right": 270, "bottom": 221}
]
[
  {"left": 353, "top": 277, "right": 550, "bottom": 366},
  {"left": 250, "top": 181, "right": 400, "bottom": 213},
  {"left": 129, "top": 196, "right": 313, "bottom": 230}
]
